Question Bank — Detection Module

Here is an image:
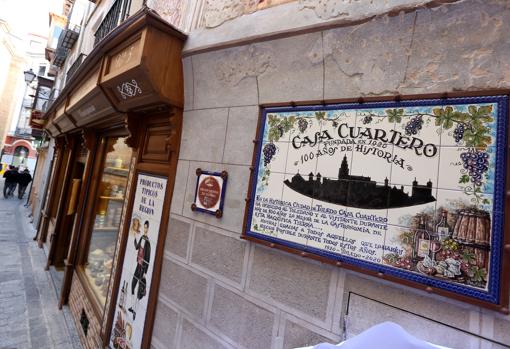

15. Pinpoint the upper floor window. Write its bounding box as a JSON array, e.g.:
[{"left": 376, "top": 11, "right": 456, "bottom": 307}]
[
  {"left": 29, "top": 40, "right": 44, "bottom": 52},
  {"left": 38, "top": 64, "right": 47, "bottom": 77},
  {"left": 51, "top": 27, "right": 63, "bottom": 49}
]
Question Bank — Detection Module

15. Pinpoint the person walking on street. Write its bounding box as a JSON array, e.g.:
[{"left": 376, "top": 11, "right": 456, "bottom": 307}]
[
  {"left": 17, "top": 168, "right": 32, "bottom": 199},
  {"left": 3, "top": 166, "right": 18, "bottom": 198}
]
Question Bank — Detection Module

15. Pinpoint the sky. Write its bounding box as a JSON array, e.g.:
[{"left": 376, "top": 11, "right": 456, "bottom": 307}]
[{"left": 0, "top": 0, "right": 63, "bottom": 37}]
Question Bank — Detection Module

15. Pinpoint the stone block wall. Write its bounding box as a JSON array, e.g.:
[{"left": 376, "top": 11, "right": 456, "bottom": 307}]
[{"left": 152, "top": 1, "right": 510, "bottom": 348}]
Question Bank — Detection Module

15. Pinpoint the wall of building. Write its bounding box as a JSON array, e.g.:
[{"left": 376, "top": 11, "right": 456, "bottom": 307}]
[
  {"left": 152, "top": 0, "right": 510, "bottom": 348},
  {"left": 9, "top": 33, "right": 48, "bottom": 135},
  {"left": 0, "top": 23, "right": 25, "bottom": 150}
]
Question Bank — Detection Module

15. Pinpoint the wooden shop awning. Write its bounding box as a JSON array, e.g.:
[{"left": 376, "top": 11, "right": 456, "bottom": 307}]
[{"left": 44, "top": 8, "right": 186, "bottom": 136}]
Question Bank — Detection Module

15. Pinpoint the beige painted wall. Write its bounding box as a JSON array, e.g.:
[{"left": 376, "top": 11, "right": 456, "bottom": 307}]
[
  {"left": 0, "top": 28, "right": 24, "bottom": 151},
  {"left": 152, "top": 0, "right": 510, "bottom": 348}
]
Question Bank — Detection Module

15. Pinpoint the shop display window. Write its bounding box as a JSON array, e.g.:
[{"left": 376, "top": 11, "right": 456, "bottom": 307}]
[{"left": 84, "top": 136, "right": 132, "bottom": 307}]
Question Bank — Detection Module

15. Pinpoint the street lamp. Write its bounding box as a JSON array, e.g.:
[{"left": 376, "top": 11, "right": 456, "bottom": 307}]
[{"left": 23, "top": 68, "right": 36, "bottom": 84}]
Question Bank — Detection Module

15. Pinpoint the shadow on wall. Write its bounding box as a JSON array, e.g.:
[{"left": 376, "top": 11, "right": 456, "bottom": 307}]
[{"left": 344, "top": 293, "right": 507, "bottom": 349}]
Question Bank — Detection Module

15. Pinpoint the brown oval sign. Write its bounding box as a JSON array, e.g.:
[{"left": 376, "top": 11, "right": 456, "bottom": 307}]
[{"left": 198, "top": 176, "right": 221, "bottom": 208}]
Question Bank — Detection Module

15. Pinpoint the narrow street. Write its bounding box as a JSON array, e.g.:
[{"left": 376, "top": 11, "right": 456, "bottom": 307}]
[{"left": 0, "top": 180, "right": 81, "bottom": 349}]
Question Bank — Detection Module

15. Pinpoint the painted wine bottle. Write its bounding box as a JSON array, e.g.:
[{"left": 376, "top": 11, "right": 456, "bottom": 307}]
[
  {"left": 413, "top": 216, "right": 430, "bottom": 262},
  {"left": 119, "top": 281, "right": 126, "bottom": 310},
  {"left": 435, "top": 210, "right": 451, "bottom": 241}
]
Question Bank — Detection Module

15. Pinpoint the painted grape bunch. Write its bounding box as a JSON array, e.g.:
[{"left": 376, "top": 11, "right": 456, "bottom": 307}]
[
  {"left": 393, "top": 256, "right": 413, "bottom": 270},
  {"left": 277, "top": 125, "right": 284, "bottom": 137},
  {"left": 460, "top": 151, "right": 489, "bottom": 186},
  {"left": 298, "top": 118, "right": 308, "bottom": 133},
  {"left": 263, "top": 143, "right": 277, "bottom": 166},
  {"left": 362, "top": 115, "right": 373, "bottom": 124},
  {"left": 453, "top": 124, "right": 465, "bottom": 143},
  {"left": 404, "top": 115, "right": 423, "bottom": 136}
]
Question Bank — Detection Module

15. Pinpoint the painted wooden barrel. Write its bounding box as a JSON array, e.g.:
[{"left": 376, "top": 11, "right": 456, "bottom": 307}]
[
  {"left": 452, "top": 209, "right": 491, "bottom": 269},
  {"left": 452, "top": 209, "right": 491, "bottom": 245}
]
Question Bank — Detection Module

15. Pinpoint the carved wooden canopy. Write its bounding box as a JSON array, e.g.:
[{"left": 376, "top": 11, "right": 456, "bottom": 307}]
[{"left": 44, "top": 8, "right": 186, "bottom": 138}]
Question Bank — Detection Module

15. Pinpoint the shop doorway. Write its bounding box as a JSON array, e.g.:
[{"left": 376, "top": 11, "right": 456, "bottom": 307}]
[
  {"left": 12, "top": 145, "right": 29, "bottom": 168},
  {"left": 50, "top": 144, "right": 88, "bottom": 268}
]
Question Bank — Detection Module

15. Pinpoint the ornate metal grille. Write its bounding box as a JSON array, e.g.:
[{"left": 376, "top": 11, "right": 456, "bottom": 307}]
[{"left": 94, "top": 0, "right": 132, "bottom": 47}]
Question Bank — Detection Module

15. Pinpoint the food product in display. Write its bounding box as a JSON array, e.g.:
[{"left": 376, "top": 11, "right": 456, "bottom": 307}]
[
  {"left": 85, "top": 245, "right": 116, "bottom": 303},
  {"left": 85, "top": 136, "right": 133, "bottom": 306}
]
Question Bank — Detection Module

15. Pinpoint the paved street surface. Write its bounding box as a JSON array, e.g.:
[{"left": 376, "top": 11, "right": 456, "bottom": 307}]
[{"left": 0, "top": 181, "right": 82, "bottom": 349}]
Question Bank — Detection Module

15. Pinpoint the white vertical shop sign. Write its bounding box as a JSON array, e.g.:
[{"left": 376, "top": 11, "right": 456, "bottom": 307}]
[{"left": 110, "top": 173, "right": 167, "bottom": 349}]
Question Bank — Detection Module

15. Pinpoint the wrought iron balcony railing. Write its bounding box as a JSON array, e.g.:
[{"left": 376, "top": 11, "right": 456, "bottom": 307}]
[
  {"left": 15, "top": 127, "right": 33, "bottom": 136},
  {"left": 60, "top": 23, "right": 81, "bottom": 50},
  {"left": 94, "top": 0, "right": 132, "bottom": 47},
  {"left": 66, "top": 53, "right": 87, "bottom": 84},
  {"left": 53, "top": 46, "right": 69, "bottom": 67},
  {"left": 40, "top": 89, "right": 60, "bottom": 113},
  {"left": 53, "top": 22, "right": 79, "bottom": 68}
]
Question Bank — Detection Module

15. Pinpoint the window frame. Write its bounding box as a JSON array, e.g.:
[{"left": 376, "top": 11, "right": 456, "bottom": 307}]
[{"left": 75, "top": 127, "right": 131, "bottom": 316}]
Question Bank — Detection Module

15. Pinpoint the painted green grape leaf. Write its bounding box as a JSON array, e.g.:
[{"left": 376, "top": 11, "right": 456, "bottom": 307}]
[
  {"left": 267, "top": 114, "right": 278, "bottom": 126},
  {"left": 468, "top": 266, "right": 487, "bottom": 282},
  {"left": 268, "top": 126, "right": 281, "bottom": 143},
  {"left": 433, "top": 107, "right": 444, "bottom": 126},
  {"left": 386, "top": 108, "right": 404, "bottom": 123},
  {"left": 267, "top": 116, "right": 297, "bottom": 142},
  {"left": 459, "top": 175, "right": 470, "bottom": 184},
  {"left": 400, "top": 231, "right": 414, "bottom": 245},
  {"left": 453, "top": 111, "right": 468, "bottom": 122},
  {"left": 482, "top": 198, "right": 490, "bottom": 205},
  {"left": 282, "top": 117, "right": 295, "bottom": 132},
  {"left": 467, "top": 105, "right": 494, "bottom": 128},
  {"left": 433, "top": 108, "right": 443, "bottom": 115},
  {"left": 468, "top": 105, "right": 493, "bottom": 118},
  {"left": 443, "top": 118, "right": 454, "bottom": 129},
  {"left": 463, "top": 126, "right": 492, "bottom": 149},
  {"left": 433, "top": 106, "right": 458, "bottom": 129},
  {"left": 461, "top": 250, "right": 476, "bottom": 264},
  {"left": 315, "top": 111, "right": 326, "bottom": 120}
]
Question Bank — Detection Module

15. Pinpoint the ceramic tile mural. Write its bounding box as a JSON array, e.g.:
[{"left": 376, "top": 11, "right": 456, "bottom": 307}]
[
  {"left": 245, "top": 95, "right": 508, "bottom": 305},
  {"left": 110, "top": 174, "right": 168, "bottom": 349}
]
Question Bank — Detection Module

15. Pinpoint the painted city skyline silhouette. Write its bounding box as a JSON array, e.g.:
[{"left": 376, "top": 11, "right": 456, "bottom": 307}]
[{"left": 284, "top": 155, "right": 436, "bottom": 209}]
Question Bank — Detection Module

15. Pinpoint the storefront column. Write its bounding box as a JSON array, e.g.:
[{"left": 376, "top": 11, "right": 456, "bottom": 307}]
[
  {"left": 59, "top": 129, "right": 98, "bottom": 308},
  {"left": 45, "top": 135, "right": 76, "bottom": 269},
  {"left": 36, "top": 136, "right": 65, "bottom": 248}
]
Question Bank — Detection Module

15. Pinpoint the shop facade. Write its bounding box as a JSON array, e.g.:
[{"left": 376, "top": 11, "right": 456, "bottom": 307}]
[
  {"left": 36, "top": 8, "right": 186, "bottom": 348},
  {"left": 34, "top": 0, "right": 510, "bottom": 348}
]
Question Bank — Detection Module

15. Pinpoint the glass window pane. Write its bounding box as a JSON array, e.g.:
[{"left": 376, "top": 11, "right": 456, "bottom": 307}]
[{"left": 84, "top": 136, "right": 132, "bottom": 308}]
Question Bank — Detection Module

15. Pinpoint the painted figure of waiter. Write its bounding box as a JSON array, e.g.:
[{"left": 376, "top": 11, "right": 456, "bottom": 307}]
[{"left": 128, "top": 220, "right": 151, "bottom": 320}]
